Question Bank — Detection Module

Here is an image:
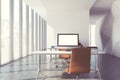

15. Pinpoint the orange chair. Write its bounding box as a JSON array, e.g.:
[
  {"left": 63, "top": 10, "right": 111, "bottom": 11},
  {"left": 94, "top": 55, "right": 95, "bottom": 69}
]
[
  {"left": 65, "top": 47, "right": 91, "bottom": 79},
  {"left": 58, "top": 48, "right": 71, "bottom": 59},
  {"left": 55, "top": 48, "right": 71, "bottom": 68}
]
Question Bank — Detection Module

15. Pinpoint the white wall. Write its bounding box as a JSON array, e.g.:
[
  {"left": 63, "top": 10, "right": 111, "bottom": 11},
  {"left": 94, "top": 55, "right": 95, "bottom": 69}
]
[
  {"left": 95, "top": 0, "right": 120, "bottom": 57},
  {"left": 24, "top": 0, "right": 90, "bottom": 48},
  {"left": 47, "top": 24, "right": 56, "bottom": 48},
  {"left": 111, "top": 0, "right": 120, "bottom": 57},
  {"left": 95, "top": 15, "right": 106, "bottom": 51},
  {"left": 47, "top": 10, "right": 89, "bottom": 46}
]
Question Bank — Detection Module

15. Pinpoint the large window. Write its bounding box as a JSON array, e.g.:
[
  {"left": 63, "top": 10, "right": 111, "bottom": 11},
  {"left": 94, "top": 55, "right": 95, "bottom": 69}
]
[
  {"left": 39, "top": 16, "right": 42, "bottom": 50},
  {"left": 22, "top": 2, "right": 27, "bottom": 57},
  {"left": 1, "top": 0, "right": 10, "bottom": 64},
  {"left": 13, "top": 0, "right": 20, "bottom": 60},
  {"left": 29, "top": 8, "right": 32, "bottom": 53},
  {"left": 38, "top": 15, "right": 41, "bottom": 50},
  {"left": 34, "top": 12, "right": 36, "bottom": 51},
  {"left": 0, "top": 0, "right": 47, "bottom": 65}
]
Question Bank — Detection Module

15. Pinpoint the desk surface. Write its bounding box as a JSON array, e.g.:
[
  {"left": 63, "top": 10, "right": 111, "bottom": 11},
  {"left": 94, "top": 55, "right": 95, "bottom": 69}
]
[{"left": 31, "top": 50, "right": 105, "bottom": 55}]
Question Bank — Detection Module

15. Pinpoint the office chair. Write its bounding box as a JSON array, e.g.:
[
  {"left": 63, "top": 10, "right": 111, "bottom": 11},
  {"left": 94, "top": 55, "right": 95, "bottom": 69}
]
[
  {"left": 65, "top": 47, "right": 91, "bottom": 80},
  {"left": 58, "top": 48, "right": 71, "bottom": 59},
  {"left": 54, "top": 48, "right": 71, "bottom": 68}
]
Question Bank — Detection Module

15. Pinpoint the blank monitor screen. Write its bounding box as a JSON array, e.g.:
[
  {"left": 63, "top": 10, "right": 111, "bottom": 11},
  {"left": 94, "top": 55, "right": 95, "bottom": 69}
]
[{"left": 57, "top": 33, "right": 79, "bottom": 47}]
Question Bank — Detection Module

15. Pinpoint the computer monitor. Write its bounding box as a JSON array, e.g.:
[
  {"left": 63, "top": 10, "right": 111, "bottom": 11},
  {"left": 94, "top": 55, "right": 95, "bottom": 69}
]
[{"left": 57, "top": 33, "right": 79, "bottom": 47}]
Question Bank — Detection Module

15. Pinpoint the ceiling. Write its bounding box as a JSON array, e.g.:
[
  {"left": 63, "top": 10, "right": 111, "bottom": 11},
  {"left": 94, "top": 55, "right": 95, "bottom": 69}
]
[
  {"left": 90, "top": 0, "right": 115, "bottom": 23},
  {"left": 40, "top": 0, "right": 96, "bottom": 10},
  {"left": 39, "top": 0, "right": 96, "bottom": 32},
  {"left": 24, "top": 0, "right": 116, "bottom": 27}
]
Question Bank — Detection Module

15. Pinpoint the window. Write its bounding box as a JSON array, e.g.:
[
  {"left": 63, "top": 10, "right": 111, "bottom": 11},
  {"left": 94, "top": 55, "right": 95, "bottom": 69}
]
[
  {"left": 13, "top": 0, "right": 20, "bottom": 60},
  {"left": 89, "top": 24, "right": 96, "bottom": 47},
  {"left": 0, "top": 0, "right": 46, "bottom": 65},
  {"left": 35, "top": 13, "right": 38, "bottom": 51},
  {"left": 29, "top": 8, "right": 32, "bottom": 53},
  {"left": 34, "top": 12, "right": 36, "bottom": 51},
  {"left": 22, "top": 2, "right": 27, "bottom": 57},
  {"left": 1, "top": 0, "right": 10, "bottom": 64}
]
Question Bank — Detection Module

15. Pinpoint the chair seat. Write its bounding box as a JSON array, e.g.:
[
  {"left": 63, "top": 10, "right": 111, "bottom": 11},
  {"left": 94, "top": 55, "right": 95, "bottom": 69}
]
[
  {"left": 58, "top": 48, "right": 71, "bottom": 59},
  {"left": 59, "top": 54, "right": 71, "bottom": 59}
]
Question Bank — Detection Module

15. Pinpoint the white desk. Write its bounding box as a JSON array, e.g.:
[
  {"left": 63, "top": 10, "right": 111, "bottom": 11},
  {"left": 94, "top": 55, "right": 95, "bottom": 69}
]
[
  {"left": 32, "top": 51, "right": 71, "bottom": 55},
  {"left": 32, "top": 50, "right": 104, "bottom": 55},
  {"left": 31, "top": 50, "right": 105, "bottom": 79}
]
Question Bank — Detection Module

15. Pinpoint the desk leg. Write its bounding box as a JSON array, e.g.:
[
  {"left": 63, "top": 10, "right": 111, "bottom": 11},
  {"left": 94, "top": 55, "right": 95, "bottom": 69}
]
[
  {"left": 36, "top": 54, "right": 47, "bottom": 80},
  {"left": 50, "top": 55, "right": 52, "bottom": 62},
  {"left": 36, "top": 54, "right": 41, "bottom": 79},
  {"left": 39, "top": 54, "right": 41, "bottom": 70},
  {"left": 95, "top": 55, "right": 98, "bottom": 73}
]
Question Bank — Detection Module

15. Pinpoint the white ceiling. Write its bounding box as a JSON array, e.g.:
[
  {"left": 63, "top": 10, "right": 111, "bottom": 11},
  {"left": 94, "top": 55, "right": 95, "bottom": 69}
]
[
  {"left": 39, "top": 0, "right": 96, "bottom": 32},
  {"left": 24, "top": 0, "right": 116, "bottom": 29},
  {"left": 40, "top": 0, "right": 96, "bottom": 10}
]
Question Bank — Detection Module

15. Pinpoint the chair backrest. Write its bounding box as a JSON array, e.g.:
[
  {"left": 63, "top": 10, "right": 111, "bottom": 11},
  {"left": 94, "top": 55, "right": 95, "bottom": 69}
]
[{"left": 69, "top": 47, "right": 91, "bottom": 74}]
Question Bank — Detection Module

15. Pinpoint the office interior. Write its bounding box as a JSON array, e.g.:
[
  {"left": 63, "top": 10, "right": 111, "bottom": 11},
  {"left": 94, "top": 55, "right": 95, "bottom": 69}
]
[{"left": 0, "top": 0, "right": 120, "bottom": 80}]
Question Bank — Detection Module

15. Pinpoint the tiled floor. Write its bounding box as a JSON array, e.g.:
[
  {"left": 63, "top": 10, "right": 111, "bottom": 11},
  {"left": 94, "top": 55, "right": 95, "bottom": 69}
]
[{"left": 0, "top": 55, "right": 100, "bottom": 80}]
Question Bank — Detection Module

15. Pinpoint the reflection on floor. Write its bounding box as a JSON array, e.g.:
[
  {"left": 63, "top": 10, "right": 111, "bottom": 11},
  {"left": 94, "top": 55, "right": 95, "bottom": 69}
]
[
  {"left": 98, "top": 54, "right": 120, "bottom": 80},
  {"left": 0, "top": 55, "right": 100, "bottom": 80}
]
